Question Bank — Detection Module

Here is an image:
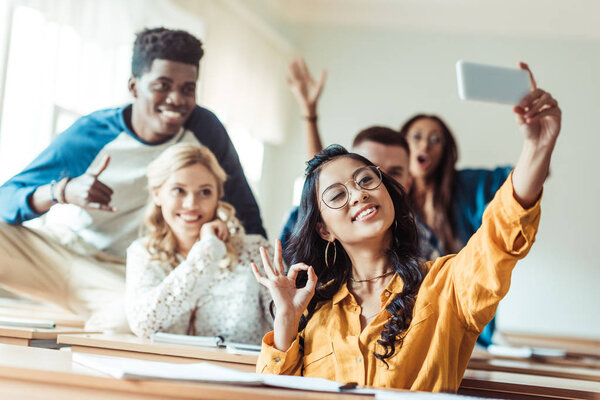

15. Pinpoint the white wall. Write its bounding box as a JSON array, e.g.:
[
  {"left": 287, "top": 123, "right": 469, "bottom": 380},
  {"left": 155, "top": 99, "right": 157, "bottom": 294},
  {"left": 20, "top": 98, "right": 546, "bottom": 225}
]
[{"left": 261, "top": 23, "right": 600, "bottom": 339}]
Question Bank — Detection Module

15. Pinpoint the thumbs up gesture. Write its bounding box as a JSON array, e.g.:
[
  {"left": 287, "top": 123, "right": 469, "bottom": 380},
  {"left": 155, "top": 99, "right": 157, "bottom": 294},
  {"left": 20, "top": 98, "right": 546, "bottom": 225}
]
[{"left": 63, "top": 155, "right": 117, "bottom": 212}]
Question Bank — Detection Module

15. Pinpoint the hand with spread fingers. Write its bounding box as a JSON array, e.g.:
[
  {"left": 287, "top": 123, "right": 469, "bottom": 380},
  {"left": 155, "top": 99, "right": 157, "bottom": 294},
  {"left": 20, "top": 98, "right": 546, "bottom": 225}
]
[
  {"left": 511, "top": 62, "right": 562, "bottom": 208},
  {"left": 63, "top": 154, "right": 117, "bottom": 212},
  {"left": 251, "top": 239, "right": 317, "bottom": 351},
  {"left": 286, "top": 58, "right": 327, "bottom": 119}
]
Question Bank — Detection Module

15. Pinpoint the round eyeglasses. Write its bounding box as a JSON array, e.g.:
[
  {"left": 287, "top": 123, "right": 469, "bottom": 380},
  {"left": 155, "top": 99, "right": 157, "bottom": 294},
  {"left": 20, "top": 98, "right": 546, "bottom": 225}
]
[{"left": 321, "top": 166, "right": 383, "bottom": 209}]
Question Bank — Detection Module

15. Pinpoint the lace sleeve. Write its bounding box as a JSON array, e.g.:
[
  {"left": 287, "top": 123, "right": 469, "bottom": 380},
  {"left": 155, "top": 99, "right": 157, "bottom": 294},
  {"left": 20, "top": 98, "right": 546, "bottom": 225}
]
[
  {"left": 125, "top": 235, "right": 227, "bottom": 337},
  {"left": 240, "top": 235, "right": 275, "bottom": 324}
]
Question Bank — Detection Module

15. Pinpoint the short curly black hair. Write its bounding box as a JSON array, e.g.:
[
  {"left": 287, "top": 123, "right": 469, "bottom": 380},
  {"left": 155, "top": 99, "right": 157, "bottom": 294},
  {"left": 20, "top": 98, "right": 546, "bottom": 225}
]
[{"left": 131, "top": 27, "right": 204, "bottom": 77}]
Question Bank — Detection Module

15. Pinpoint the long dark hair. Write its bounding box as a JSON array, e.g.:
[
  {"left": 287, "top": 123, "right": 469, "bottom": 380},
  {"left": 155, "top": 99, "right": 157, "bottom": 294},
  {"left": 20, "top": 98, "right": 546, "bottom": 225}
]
[
  {"left": 284, "top": 145, "right": 425, "bottom": 364},
  {"left": 399, "top": 114, "right": 459, "bottom": 254}
]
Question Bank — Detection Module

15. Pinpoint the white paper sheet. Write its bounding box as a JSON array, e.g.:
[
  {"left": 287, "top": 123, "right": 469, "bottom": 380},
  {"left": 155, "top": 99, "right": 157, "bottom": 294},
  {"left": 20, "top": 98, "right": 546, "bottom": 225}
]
[
  {"left": 72, "top": 353, "right": 482, "bottom": 398},
  {"left": 72, "top": 353, "right": 261, "bottom": 385}
]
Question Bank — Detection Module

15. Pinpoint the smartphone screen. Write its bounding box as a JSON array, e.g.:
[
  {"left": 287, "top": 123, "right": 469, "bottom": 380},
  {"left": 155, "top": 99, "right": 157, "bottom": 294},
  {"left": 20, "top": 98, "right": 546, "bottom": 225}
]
[{"left": 456, "top": 60, "right": 530, "bottom": 105}]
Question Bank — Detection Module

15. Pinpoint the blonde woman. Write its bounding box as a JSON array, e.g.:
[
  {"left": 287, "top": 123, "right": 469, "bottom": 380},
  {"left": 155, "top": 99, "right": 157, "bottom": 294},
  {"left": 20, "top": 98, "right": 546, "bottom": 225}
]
[{"left": 126, "top": 143, "right": 271, "bottom": 344}]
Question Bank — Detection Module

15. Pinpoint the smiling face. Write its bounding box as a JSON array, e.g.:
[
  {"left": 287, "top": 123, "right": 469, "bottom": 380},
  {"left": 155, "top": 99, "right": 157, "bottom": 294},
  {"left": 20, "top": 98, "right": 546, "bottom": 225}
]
[
  {"left": 153, "top": 163, "right": 218, "bottom": 251},
  {"left": 129, "top": 59, "right": 198, "bottom": 143},
  {"left": 405, "top": 118, "right": 446, "bottom": 180},
  {"left": 316, "top": 157, "right": 395, "bottom": 246}
]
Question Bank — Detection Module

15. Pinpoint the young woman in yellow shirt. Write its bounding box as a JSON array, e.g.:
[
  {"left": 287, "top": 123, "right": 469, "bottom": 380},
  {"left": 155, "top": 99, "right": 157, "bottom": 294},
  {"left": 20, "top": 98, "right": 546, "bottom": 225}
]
[{"left": 251, "top": 64, "right": 561, "bottom": 392}]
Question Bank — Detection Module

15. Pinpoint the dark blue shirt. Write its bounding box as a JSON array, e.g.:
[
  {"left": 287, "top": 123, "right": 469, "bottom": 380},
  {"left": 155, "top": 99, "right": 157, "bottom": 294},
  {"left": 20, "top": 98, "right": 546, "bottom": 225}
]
[{"left": 453, "top": 167, "right": 513, "bottom": 249}]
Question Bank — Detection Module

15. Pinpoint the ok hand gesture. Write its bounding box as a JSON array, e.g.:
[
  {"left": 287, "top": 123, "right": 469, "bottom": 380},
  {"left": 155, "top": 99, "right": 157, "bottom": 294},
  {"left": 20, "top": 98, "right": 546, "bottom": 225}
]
[{"left": 251, "top": 239, "right": 317, "bottom": 351}]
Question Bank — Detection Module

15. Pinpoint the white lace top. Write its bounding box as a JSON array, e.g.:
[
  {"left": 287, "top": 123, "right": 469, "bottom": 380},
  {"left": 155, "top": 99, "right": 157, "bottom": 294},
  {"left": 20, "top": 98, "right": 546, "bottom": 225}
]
[{"left": 125, "top": 233, "right": 273, "bottom": 344}]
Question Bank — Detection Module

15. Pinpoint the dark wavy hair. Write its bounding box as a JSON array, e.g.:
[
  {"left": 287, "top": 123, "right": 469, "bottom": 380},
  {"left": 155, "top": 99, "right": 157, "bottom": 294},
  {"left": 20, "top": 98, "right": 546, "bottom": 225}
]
[
  {"left": 399, "top": 114, "right": 459, "bottom": 254},
  {"left": 131, "top": 27, "right": 204, "bottom": 77},
  {"left": 284, "top": 145, "right": 425, "bottom": 364}
]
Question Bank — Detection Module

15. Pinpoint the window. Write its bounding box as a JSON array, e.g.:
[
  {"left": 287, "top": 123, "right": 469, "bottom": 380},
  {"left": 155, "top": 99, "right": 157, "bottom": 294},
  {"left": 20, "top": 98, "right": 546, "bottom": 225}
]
[{"left": 0, "top": 4, "right": 131, "bottom": 185}]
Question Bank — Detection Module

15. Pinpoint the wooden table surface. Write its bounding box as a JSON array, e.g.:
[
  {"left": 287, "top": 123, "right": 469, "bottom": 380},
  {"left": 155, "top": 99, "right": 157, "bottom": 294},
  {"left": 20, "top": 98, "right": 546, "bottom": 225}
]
[
  {"left": 469, "top": 346, "right": 600, "bottom": 381},
  {"left": 504, "top": 332, "right": 600, "bottom": 359},
  {"left": 0, "top": 344, "right": 381, "bottom": 400},
  {"left": 0, "top": 308, "right": 85, "bottom": 329},
  {"left": 0, "top": 326, "right": 99, "bottom": 346},
  {"left": 58, "top": 333, "right": 258, "bottom": 372},
  {"left": 459, "top": 368, "right": 600, "bottom": 400},
  {"left": 1, "top": 342, "right": 598, "bottom": 400}
]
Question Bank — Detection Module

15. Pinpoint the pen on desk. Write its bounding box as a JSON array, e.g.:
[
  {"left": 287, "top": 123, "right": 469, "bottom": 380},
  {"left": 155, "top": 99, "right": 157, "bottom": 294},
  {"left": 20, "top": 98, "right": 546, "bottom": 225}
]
[{"left": 338, "top": 382, "right": 358, "bottom": 391}]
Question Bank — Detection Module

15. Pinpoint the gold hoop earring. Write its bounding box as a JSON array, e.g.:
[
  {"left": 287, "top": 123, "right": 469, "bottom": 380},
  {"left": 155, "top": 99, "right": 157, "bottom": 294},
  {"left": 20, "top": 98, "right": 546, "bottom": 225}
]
[{"left": 325, "top": 240, "right": 337, "bottom": 268}]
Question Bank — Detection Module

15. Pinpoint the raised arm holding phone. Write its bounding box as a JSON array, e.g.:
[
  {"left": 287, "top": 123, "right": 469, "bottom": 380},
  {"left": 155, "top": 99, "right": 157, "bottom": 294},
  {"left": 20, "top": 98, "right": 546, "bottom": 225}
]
[{"left": 253, "top": 64, "right": 560, "bottom": 392}]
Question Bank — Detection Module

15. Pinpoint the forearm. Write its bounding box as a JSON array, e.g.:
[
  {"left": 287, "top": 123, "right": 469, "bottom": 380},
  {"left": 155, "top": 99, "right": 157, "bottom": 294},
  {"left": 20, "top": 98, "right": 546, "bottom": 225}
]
[
  {"left": 304, "top": 119, "right": 323, "bottom": 159},
  {"left": 273, "top": 310, "right": 302, "bottom": 351},
  {"left": 512, "top": 138, "right": 556, "bottom": 208}
]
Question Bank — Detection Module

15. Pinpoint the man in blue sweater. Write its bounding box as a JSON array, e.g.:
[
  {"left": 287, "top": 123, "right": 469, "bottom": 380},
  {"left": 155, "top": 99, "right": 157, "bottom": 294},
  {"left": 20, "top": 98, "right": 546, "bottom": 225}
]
[{"left": 0, "top": 28, "right": 265, "bottom": 330}]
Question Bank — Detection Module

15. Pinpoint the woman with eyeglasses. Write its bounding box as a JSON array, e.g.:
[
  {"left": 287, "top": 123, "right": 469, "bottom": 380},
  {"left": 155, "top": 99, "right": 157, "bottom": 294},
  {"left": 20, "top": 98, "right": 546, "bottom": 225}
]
[
  {"left": 251, "top": 66, "right": 561, "bottom": 392},
  {"left": 400, "top": 111, "right": 514, "bottom": 257}
]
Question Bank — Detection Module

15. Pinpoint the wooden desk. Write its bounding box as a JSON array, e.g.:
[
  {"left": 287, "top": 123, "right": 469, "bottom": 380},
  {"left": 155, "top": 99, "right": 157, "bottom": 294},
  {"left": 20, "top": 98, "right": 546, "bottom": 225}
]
[
  {"left": 459, "top": 369, "right": 600, "bottom": 400},
  {"left": 0, "top": 298, "right": 85, "bottom": 328},
  {"left": 58, "top": 333, "right": 258, "bottom": 372},
  {"left": 0, "top": 344, "right": 377, "bottom": 400},
  {"left": 0, "top": 326, "right": 97, "bottom": 347},
  {"left": 2, "top": 343, "right": 597, "bottom": 400},
  {"left": 504, "top": 332, "right": 600, "bottom": 359},
  {"left": 0, "top": 308, "right": 85, "bottom": 328},
  {"left": 469, "top": 347, "right": 600, "bottom": 381},
  {"left": 468, "top": 356, "right": 600, "bottom": 382}
]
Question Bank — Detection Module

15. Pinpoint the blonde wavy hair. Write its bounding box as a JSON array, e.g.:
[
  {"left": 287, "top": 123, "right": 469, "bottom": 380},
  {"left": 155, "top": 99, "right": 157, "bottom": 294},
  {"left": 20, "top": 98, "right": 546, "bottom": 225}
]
[{"left": 143, "top": 143, "right": 244, "bottom": 268}]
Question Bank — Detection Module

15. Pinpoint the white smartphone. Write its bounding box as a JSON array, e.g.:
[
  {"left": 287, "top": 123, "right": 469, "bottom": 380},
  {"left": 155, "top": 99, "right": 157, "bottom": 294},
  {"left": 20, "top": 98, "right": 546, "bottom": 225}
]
[{"left": 456, "top": 60, "right": 531, "bottom": 105}]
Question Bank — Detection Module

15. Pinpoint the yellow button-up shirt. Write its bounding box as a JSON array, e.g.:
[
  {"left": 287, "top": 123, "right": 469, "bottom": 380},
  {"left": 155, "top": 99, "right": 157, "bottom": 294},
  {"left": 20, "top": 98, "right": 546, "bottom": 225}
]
[{"left": 257, "top": 174, "right": 541, "bottom": 392}]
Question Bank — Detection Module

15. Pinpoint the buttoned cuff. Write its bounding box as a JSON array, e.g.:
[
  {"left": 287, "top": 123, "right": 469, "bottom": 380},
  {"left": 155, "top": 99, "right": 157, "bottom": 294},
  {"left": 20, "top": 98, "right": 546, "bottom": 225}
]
[{"left": 256, "top": 331, "right": 302, "bottom": 375}]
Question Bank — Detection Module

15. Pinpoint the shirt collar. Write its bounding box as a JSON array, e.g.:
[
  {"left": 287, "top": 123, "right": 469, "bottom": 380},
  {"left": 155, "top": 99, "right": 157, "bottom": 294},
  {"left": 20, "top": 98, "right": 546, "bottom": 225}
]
[
  {"left": 385, "top": 273, "right": 404, "bottom": 295},
  {"left": 332, "top": 282, "right": 350, "bottom": 305}
]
